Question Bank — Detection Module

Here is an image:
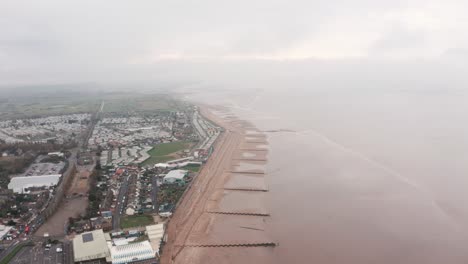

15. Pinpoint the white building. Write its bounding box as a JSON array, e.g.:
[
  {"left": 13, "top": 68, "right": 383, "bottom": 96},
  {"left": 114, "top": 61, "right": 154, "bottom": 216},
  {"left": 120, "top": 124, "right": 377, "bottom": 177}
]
[
  {"left": 163, "top": 170, "right": 188, "bottom": 184},
  {"left": 109, "top": 240, "right": 155, "bottom": 264},
  {"left": 125, "top": 207, "right": 135, "bottom": 216},
  {"left": 47, "top": 152, "right": 64, "bottom": 158},
  {"left": 8, "top": 175, "right": 62, "bottom": 193},
  {"left": 146, "top": 224, "right": 165, "bottom": 254},
  {"left": 0, "top": 225, "right": 12, "bottom": 240},
  {"left": 73, "top": 229, "right": 111, "bottom": 263}
]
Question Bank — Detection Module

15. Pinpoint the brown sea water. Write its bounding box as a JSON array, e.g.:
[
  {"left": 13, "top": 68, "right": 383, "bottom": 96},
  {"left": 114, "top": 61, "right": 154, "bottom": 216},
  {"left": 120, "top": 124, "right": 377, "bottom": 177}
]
[{"left": 185, "top": 88, "right": 468, "bottom": 263}]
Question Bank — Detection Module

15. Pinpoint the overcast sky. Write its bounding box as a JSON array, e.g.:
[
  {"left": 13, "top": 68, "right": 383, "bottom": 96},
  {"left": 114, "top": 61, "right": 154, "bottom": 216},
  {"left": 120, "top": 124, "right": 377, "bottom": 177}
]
[{"left": 1, "top": 0, "right": 467, "bottom": 86}]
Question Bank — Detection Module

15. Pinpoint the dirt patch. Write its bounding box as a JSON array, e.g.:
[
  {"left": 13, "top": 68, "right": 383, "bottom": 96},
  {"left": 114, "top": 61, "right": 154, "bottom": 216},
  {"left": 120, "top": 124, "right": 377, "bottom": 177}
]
[
  {"left": 35, "top": 165, "right": 92, "bottom": 237},
  {"left": 69, "top": 168, "right": 91, "bottom": 195},
  {"left": 35, "top": 196, "right": 88, "bottom": 237}
]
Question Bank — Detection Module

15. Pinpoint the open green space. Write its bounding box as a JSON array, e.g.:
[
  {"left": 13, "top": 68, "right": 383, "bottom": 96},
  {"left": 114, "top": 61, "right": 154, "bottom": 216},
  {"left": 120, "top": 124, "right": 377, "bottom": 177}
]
[
  {"left": 148, "top": 141, "right": 190, "bottom": 156},
  {"left": 120, "top": 214, "right": 154, "bottom": 229},
  {"left": 141, "top": 141, "right": 192, "bottom": 166},
  {"left": 0, "top": 97, "right": 100, "bottom": 120},
  {"left": 157, "top": 185, "right": 186, "bottom": 205},
  {"left": 0, "top": 87, "right": 188, "bottom": 120},
  {"left": 184, "top": 164, "right": 201, "bottom": 172},
  {"left": 101, "top": 93, "right": 186, "bottom": 113}
]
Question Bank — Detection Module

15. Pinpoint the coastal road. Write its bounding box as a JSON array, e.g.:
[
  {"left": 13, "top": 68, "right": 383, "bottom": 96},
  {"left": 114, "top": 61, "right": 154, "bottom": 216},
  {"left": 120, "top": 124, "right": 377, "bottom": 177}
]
[
  {"left": 160, "top": 108, "right": 244, "bottom": 263},
  {"left": 113, "top": 175, "right": 130, "bottom": 230}
]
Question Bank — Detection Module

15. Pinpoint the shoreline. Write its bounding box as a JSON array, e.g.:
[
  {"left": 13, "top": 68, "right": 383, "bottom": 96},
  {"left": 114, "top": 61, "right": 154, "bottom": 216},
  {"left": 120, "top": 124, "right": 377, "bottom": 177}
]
[{"left": 160, "top": 105, "right": 273, "bottom": 263}]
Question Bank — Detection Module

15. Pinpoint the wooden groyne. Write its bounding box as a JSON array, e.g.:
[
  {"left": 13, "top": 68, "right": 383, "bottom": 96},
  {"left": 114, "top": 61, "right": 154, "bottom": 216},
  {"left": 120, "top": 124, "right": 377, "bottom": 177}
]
[
  {"left": 234, "top": 158, "right": 268, "bottom": 162},
  {"left": 223, "top": 187, "right": 268, "bottom": 192},
  {"left": 182, "top": 242, "right": 277, "bottom": 248},
  {"left": 229, "top": 171, "right": 265, "bottom": 174},
  {"left": 207, "top": 211, "right": 270, "bottom": 216}
]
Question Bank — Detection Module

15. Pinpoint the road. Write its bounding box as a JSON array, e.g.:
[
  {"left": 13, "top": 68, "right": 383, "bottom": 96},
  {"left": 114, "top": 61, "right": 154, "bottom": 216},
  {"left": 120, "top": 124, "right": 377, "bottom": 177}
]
[
  {"left": 2, "top": 100, "right": 102, "bottom": 264},
  {"left": 113, "top": 174, "right": 130, "bottom": 230},
  {"left": 160, "top": 107, "right": 244, "bottom": 263},
  {"left": 31, "top": 149, "right": 78, "bottom": 235},
  {"left": 81, "top": 100, "right": 103, "bottom": 149},
  {"left": 99, "top": 101, "right": 105, "bottom": 113},
  {"left": 0, "top": 240, "right": 21, "bottom": 261},
  {"left": 7, "top": 240, "right": 69, "bottom": 264},
  {"left": 33, "top": 97, "right": 100, "bottom": 234},
  {"left": 151, "top": 175, "right": 159, "bottom": 213}
]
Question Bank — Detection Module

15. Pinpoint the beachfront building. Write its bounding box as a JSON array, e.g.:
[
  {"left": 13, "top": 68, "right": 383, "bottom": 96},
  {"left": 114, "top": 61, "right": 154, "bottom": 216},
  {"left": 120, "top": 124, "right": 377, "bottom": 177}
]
[
  {"left": 109, "top": 240, "right": 156, "bottom": 264},
  {"left": 163, "top": 169, "right": 188, "bottom": 184},
  {"left": 146, "top": 223, "right": 165, "bottom": 254},
  {"left": 73, "top": 229, "right": 111, "bottom": 263}
]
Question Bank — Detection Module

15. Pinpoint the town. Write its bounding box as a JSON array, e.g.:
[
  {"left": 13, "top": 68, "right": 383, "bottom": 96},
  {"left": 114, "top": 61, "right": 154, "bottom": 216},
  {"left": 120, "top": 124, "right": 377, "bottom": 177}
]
[{"left": 0, "top": 95, "right": 221, "bottom": 264}]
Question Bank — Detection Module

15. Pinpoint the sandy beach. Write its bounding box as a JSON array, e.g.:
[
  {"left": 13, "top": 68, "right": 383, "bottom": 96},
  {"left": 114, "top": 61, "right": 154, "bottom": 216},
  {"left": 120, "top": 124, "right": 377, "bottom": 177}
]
[
  {"left": 181, "top": 88, "right": 468, "bottom": 264},
  {"left": 160, "top": 106, "right": 274, "bottom": 264}
]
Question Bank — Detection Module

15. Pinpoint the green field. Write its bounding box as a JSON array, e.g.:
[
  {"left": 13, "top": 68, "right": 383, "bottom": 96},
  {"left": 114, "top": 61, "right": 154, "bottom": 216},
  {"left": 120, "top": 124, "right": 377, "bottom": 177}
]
[
  {"left": 101, "top": 93, "right": 186, "bottom": 113},
  {"left": 142, "top": 141, "right": 192, "bottom": 166},
  {"left": 0, "top": 97, "right": 100, "bottom": 120},
  {"left": 184, "top": 164, "right": 201, "bottom": 172},
  {"left": 121, "top": 215, "right": 154, "bottom": 229},
  {"left": 0, "top": 88, "right": 188, "bottom": 120}
]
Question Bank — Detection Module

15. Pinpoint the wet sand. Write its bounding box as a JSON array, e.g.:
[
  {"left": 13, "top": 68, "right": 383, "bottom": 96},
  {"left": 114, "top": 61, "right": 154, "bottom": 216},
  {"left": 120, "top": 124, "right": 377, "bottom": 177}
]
[
  {"left": 179, "top": 87, "right": 468, "bottom": 264},
  {"left": 160, "top": 107, "right": 273, "bottom": 263}
]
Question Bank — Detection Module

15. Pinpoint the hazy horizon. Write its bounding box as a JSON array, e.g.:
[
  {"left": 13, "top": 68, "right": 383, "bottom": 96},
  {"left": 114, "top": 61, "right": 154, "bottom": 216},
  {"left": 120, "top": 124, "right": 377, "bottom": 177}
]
[{"left": 1, "top": 0, "right": 468, "bottom": 90}]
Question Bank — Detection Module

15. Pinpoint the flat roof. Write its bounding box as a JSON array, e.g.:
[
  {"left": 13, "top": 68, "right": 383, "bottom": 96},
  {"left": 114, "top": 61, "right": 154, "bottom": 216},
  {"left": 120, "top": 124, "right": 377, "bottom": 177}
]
[
  {"left": 163, "top": 170, "right": 187, "bottom": 181},
  {"left": 0, "top": 226, "right": 12, "bottom": 239},
  {"left": 110, "top": 240, "right": 155, "bottom": 264},
  {"left": 146, "top": 224, "right": 165, "bottom": 253},
  {"left": 73, "top": 229, "right": 110, "bottom": 262},
  {"left": 8, "top": 175, "right": 61, "bottom": 193},
  {"left": 146, "top": 224, "right": 164, "bottom": 241}
]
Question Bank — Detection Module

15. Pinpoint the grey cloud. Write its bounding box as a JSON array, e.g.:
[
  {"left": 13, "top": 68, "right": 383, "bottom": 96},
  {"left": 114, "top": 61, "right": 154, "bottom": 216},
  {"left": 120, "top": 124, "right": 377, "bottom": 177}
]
[
  {"left": 369, "top": 26, "right": 428, "bottom": 56},
  {"left": 0, "top": 0, "right": 467, "bottom": 85}
]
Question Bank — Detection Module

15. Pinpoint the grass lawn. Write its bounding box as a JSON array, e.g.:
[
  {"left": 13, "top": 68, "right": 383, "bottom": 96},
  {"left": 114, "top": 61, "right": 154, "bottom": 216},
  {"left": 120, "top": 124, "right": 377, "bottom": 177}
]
[
  {"left": 0, "top": 97, "right": 99, "bottom": 120},
  {"left": 101, "top": 94, "right": 185, "bottom": 113},
  {"left": 141, "top": 141, "right": 191, "bottom": 166},
  {"left": 157, "top": 185, "right": 186, "bottom": 205},
  {"left": 121, "top": 215, "right": 154, "bottom": 229},
  {"left": 184, "top": 164, "right": 201, "bottom": 172},
  {"left": 147, "top": 141, "right": 190, "bottom": 156}
]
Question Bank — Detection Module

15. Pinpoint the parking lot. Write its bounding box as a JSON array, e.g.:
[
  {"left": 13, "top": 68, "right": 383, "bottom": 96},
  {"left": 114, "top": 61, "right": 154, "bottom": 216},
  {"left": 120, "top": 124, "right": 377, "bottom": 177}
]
[
  {"left": 24, "top": 160, "right": 65, "bottom": 176},
  {"left": 10, "top": 240, "right": 70, "bottom": 264}
]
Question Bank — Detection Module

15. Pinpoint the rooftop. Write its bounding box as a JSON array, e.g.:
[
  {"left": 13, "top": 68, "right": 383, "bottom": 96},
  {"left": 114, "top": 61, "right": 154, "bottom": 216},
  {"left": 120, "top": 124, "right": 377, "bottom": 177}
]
[
  {"left": 163, "top": 169, "right": 188, "bottom": 181},
  {"left": 8, "top": 174, "right": 62, "bottom": 193},
  {"left": 109, "top": 240, "right": 155, "bottom": 264},
  {"left": 146, "top": 224, "right": 165, "bottom": 253},
  {"left": 0, "top": 225, "right": 12, "bottom": 239},
  {"left": 73, "top": 229, "right": 110, "bottom": 262}
]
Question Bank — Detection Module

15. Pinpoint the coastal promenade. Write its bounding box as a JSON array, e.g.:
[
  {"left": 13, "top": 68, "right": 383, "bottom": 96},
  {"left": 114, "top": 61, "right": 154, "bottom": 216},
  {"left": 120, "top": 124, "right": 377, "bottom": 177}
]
[{"left": 160, "top": 107, "right": 273, "bottom": 264}]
